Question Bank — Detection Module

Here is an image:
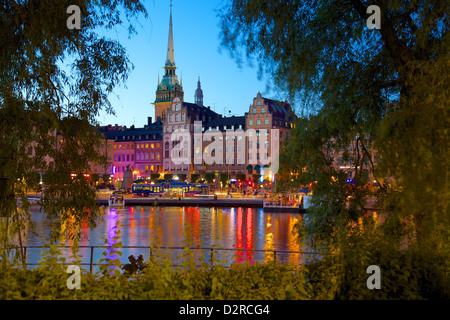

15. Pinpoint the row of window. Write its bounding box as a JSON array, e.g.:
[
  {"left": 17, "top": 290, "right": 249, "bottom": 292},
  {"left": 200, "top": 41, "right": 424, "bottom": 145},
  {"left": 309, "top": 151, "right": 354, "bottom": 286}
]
[
  {"left": 115, "top": 134, "right": 158, "bottom": 141},
  {"left": 113, "top": 164, "right": 161, "bottom": 174},
  {"left": 249, "top": 141, "right": 269, "bottom": 149},
  {"left": 252, "top": 106, "right": 266, "bottom": 113},
  {"left": 114, "top": 152, "right": 161, "bottom": 162},
  {"left": 136, "top": 143, "right": 160, "bottom": 149},
  {"left": 114, "top": 143, "right": 161, "bottom": 150},
  {"left": 205, "top": 124, "right": 244, "bottom": 131},
  {"left": 248, "top": 118, "right": 291, "bottom": 128},
  {"left": 136, "top": 152, "right": 161, "bottom": 161},
  {"left": 166, "top": 125, "right": 189, "bottom": 133},
  {"left": 135, "top": 164, "right": 160, "bottom": 172},
  {"left": 248, "top": 119, "right": 270, "bottom": 126},
  {"left": 114, "top": 154, "right": 134, "bottom": 162},
  {"left": 168, "top": 113, "right": 185, "bottom": 123},
  {"left": 162, "top": 162, "right": 247, "bottom": 171}
]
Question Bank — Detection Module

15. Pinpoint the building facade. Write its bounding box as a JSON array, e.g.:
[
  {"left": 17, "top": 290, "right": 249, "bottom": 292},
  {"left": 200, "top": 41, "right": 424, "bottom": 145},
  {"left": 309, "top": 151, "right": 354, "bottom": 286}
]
[
  {"left": 107, "top": 118, "right": 163, "bottom": 182},
  {"left": 244, "top": 92, "right": 296, "bottom": 182},
  {"left": 162, "top": 96, "right": 220, "bottom": 176}
]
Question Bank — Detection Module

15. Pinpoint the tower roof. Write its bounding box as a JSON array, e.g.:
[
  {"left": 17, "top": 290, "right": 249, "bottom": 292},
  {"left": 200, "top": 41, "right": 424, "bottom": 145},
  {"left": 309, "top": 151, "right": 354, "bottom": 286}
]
[
  {"left": 166, "top": 1, "right": 175, "bottom": 66},
  {"left": 155, "top": 0, "right": 183, "bottom": 103}
]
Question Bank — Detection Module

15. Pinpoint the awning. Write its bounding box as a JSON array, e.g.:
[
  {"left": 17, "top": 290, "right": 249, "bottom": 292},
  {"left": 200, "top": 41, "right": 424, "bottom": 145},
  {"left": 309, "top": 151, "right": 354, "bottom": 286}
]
[
  {"left": 254, "top": 165, "right": 261, "bottom": 170},
  {"left": 263, "top": 164, "right": 270, "bottom": 168},
  {"left": 246, "top": 165, "right": 253, "bottom": 170}
]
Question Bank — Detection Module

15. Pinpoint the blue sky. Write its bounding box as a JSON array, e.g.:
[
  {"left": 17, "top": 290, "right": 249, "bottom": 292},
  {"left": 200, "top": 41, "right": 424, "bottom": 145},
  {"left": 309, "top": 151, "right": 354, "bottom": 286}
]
[{"left": 97, "top": 0, "right": 280, "bottom": 128}]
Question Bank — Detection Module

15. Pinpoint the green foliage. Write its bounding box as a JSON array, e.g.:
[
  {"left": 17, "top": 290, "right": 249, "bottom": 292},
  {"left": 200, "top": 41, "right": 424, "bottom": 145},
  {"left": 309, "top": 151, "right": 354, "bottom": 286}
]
[
  {"left": 204, "top": 173, "right": 216, "bottom": 184},
  {"left": 219, "top": 173, "right": 229, "bottom": 186},
  {"left": 150, "top": 173, "right": 160, "bottom": 180},
  {"left": 90, "top": 173, "right": 99, "bottom": 184},
  {"left": 177, "top": 174, "right": 187, "bottom": 181},
  {"left": 164, "top": 174, "right": 173, "bottom": 180},
  {"left": 219, "top": 0, "right": 449, "bottom": 298},
  {"left": 0, "top": 245, "right": 312, "bottom": 300},
  {"left": 236, "top": 173, "right": 246, "bottom": 182},
  {"left": 0, "top": 0, "right": 147, "bottom": 261},
  {"left": 190, "top": 173, "right": 200, "bottom": 183}
]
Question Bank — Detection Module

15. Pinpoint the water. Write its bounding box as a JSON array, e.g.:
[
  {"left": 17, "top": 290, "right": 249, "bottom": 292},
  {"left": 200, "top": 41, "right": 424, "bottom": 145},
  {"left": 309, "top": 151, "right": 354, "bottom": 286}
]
[{"left": 20, "top": 205, "right": 314, "bottom": 270}]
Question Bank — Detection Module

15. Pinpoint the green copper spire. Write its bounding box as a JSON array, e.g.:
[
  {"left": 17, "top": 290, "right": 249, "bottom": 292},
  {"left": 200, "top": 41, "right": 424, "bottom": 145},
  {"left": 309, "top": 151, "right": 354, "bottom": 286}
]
[{"left": 155, "top": 0, "right": 183, "bottom": 103}]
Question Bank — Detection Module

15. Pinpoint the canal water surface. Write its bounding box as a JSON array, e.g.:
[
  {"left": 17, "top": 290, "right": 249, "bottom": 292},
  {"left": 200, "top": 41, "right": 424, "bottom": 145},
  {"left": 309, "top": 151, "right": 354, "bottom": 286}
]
[{"left": 22, "top": 205, "right": 314, "bottom": 269}]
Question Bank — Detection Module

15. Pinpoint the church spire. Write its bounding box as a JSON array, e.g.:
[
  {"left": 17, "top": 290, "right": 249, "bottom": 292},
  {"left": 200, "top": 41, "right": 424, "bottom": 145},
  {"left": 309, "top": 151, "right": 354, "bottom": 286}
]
[
  {"left": 195, "top": 76, "right": 203, "bottom": 107},
  {"left": 166, "top": 0, "right": 174, "bottom": 66},
  {"left": 154, "top": 0, "right": 183, "bottom": 110}
]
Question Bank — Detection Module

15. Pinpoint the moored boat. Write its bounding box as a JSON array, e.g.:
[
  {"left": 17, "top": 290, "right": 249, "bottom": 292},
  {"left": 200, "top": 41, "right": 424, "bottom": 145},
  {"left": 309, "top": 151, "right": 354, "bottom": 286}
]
[
  {"left": 109, "top": 194, "right": 125, "bottom": 207},
  {"left": 263, "top": 192, "right": 303, "bottom": 213}
]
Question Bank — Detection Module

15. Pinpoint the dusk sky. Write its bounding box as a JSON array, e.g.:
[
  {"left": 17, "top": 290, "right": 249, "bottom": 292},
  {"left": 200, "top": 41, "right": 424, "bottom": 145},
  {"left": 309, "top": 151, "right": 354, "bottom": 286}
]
[{"left": 97, "top": 0, "right": 281, "bottom": 128}]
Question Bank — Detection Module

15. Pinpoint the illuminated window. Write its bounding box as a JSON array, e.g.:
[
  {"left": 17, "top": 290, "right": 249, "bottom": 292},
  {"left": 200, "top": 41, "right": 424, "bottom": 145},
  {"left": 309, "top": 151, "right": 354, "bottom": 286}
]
[
  {"left": 151, "top": 143, "right": 154, "bottom": 149},
  {"left": 136, "top": 144, "right": 140, "bottom": 149}
]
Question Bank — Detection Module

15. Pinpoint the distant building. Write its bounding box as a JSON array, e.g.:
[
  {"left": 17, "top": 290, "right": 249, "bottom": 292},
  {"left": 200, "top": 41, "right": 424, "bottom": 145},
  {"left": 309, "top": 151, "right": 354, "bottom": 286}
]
[
  {"left": 198, "top": 115, "right": 247, "bottom": 179},
  {"left": 244, "top": 92, "right": 297, "bottom": 181},
  {"left": 107, "top": 117, "right": 163, "bottom": 182},
  {"left": 194, "top": 77, "right": 204, "bottom": 107},
  {"left": 162, "top": 96, "right": 220, "bottom": 176}
]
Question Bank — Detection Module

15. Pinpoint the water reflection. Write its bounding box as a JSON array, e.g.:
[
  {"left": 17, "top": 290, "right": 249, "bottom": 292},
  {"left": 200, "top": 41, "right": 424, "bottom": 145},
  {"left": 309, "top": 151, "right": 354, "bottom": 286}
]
[{"left": 24, "top": 206, "right": 309, "bottom": 267}]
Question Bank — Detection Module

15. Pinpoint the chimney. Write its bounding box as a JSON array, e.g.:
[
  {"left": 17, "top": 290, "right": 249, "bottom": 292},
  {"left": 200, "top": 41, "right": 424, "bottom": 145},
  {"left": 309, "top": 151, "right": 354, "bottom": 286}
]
[{"left": 148, "top": 117, "right": 152, "bottom": 126}]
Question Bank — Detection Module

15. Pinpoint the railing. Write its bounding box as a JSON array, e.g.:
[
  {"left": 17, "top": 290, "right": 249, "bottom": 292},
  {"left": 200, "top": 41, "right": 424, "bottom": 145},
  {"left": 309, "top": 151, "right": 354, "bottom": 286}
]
[{"left": 9, "top": 245, "right": 318, "bottom": 273}]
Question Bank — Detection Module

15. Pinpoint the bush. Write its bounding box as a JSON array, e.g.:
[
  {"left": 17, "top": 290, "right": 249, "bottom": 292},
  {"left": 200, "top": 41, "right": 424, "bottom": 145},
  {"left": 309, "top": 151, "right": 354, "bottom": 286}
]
[
  {"left": 190, "top": 174, "right": 200, "bottom": 183},
  {"left": 305, "top": 241, "right": 450, "bottom": 300},
  {"left": 150, "top": 173, "right": 160, "bottom": 180},
  {"left": 0, "top": 250, "right": 312, "bottom": 300}
]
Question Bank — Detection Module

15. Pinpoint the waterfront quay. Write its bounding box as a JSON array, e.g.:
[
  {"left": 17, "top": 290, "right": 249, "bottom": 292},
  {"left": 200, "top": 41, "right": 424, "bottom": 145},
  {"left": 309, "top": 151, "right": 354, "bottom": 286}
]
[
  {"left": 98, "top": 194, "right": 263, "bottom": 208},
  {"left": 97, "top": 194, "right": 307, "bottom": 213}
]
